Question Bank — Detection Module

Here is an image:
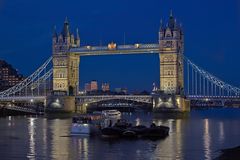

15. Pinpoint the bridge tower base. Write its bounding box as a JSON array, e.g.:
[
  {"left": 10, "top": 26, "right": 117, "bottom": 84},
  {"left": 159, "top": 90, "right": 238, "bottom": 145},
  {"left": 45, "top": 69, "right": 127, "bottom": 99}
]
[
  {"left": 152, "top": 94, "right": 190, "bottom": 113},
  {"left": 46, "top": 95, "right": 76, "bottom": 113}
]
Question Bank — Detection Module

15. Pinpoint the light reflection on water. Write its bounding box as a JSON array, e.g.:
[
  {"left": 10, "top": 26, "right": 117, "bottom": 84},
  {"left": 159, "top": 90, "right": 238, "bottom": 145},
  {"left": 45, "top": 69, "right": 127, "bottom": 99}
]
[
  {"left": 219, "top": 122, "right": 224, "bottom": 143},
  {"left": 0, "top": 108, "right": 240, "bottom": 160},
  {"left": 27, "top": 118, "right": 36, "bottom": 160},
  {"left": 203, "top": 119, "right": 211, "bottom": 160}
]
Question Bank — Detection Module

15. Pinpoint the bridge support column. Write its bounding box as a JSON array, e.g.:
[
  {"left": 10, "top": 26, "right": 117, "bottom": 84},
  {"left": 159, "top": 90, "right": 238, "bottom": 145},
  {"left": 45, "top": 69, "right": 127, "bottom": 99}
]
[
  {"left": 52, "top": 54, "right": 80, "bottom": 96},
  {"left": 68, "top": 54, "right": 80, "bottom": 96},
  {"left": 76, "top": 103, "right": 88, "bottom": 114}
]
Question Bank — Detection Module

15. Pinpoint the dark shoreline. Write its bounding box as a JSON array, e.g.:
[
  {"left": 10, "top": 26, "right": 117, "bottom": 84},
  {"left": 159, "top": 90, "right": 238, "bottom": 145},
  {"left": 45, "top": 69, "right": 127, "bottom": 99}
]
[{"left": 215, "top": 146, "right": 240, "bottom": 160}]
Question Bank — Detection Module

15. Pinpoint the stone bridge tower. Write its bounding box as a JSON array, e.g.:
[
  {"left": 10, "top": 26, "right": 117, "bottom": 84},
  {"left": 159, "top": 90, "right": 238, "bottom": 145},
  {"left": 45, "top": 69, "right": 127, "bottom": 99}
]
[
  {"left": 159, "top": 12, "right": 184, "bottom": 95},
  {"left": 52, "top": 18, "right": 80, "bottom": 96}
]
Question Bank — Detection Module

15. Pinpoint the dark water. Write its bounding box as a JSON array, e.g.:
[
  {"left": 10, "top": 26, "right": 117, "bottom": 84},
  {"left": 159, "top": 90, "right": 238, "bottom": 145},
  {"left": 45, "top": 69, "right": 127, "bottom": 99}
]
[{"left": 1, "top": 108, "right": 240, "bottom": 160}]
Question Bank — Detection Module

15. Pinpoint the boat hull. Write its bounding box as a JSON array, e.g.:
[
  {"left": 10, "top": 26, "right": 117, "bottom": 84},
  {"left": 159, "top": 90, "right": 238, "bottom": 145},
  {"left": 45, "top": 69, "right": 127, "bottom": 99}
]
[
  {"left": 70, "top": 123, "right": 90, "bottom": 135},
  {"left": 101, "top": 125, "right": 169, "bottom": 139},
  {"left": 101, "top": 127, "right": 124, "bottom": 138}
]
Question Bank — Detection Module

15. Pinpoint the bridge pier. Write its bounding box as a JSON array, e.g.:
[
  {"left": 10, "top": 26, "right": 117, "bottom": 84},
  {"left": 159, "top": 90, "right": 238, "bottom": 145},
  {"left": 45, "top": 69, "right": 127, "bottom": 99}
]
[
  {"left": 75, "top": 103, "right": 88, "bottom": 113},
  {"left": 152, "top": 94, "right": 190, "bottom": 113},
  {"left": 46, "top": 95, "right": 76, "bottom": 113}
]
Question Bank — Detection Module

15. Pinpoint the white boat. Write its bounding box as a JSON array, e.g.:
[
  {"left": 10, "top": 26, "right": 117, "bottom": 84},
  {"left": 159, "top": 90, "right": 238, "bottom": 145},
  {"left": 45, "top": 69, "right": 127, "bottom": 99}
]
[
  {"left": 102, "top": 110, "right": 121, "bottom": 119},
  {"left": 70, "top": 114, "right": 103, "bottom": 135}
]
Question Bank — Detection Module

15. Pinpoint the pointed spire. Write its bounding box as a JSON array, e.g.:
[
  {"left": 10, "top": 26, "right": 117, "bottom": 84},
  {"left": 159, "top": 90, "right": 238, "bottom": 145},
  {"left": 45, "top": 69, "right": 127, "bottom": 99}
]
[
  {"left": 53, "top": 25, "right": 57, "bottom": 38},
  {"left": 159, "top": 19, "right": 164, "bottom": 31},
  {"left": 64, "top": 17, "right": 69, "bottom": 24},
  {"left": 168, "top": 10, "right": 175, "bottom": 29},
  {"left": 174, "top": 18, "right": 178, "bottom": 29},
  {"left": 75, "top": 28, "right": 80, "bottom": 47},
  {"left": 170, "top": 9, "right": 173, "bottom": 17},
  {"left": 76, "top": 28, "right": 80, "bottom": 40},
  {"left": 62, "top": 17, "right": 70, "bottom": 37}
]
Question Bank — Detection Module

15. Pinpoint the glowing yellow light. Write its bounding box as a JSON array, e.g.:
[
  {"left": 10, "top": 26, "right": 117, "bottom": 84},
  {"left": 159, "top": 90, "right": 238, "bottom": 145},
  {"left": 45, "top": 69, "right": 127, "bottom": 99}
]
[
  {"left": 176, "top": 98, "right": 180, "bottom": 105},
  {"left": 135, "top": 44, "right": 140, "bottom": 48},
  {"left": 108, "top": 42, "right": 116, "bottom": 50},
  {"left": 164, "top": 48, "right": 171, "bottom": 51}
]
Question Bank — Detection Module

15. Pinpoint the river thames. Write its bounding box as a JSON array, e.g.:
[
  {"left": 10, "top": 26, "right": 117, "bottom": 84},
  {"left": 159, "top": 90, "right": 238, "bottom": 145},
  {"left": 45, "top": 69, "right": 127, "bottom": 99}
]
[{"left": 0, "top": 108, "right": 240, "bottom": 160}]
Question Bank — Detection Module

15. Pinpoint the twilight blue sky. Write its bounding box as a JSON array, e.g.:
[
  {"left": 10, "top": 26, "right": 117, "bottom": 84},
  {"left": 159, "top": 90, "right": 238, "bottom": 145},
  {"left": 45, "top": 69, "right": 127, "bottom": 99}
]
[{"left": 0, "top": 0, "right": 240, "bottom": 92}]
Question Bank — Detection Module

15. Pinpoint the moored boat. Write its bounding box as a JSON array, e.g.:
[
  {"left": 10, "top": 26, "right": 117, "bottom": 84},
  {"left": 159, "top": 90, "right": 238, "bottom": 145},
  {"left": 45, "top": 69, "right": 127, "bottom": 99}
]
[
  {"left": 70, "top": 114, "right": 103, "bottom": 136},
  {"left": 100, "top": 120, "right": 169, "bottom": 139},
  {"left": 101, "top": 127, "right": 124, "bottom": 138},
  {"left": 102, "top": 110, "right": 121, "bottom": 119},
  {"left": 141, "top": 125, "right": 169, "bottom": 138}
]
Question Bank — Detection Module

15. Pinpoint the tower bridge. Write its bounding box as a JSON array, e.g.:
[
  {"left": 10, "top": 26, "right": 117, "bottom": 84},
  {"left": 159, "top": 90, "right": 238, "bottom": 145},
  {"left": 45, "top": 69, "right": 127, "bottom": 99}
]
[
  {"left": 0, "top": 12, "right": 240, "bottom": 114},
  {"left": 52, "top": 14, "right": 184, "bottom": 97}
]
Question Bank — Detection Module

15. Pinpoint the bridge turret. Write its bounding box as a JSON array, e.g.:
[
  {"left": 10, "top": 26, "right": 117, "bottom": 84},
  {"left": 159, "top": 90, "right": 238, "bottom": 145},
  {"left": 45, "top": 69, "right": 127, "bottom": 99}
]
[
  {"left": 62, "top": 17, "right": 70, "bottom": 36},
  {"left": 52, "top": 26, "right": 58, "bottom": 43},
  {"left": 52, "top": 26, "right": 58, "bottom": 54},
  {"left": 52, "top": 18, "right": 80, "bottom": 55},
  {"left": 52, "top": 18, "right": 80, "bottom": 96},
  {"left": 71, "top": 33, "right": 75, "bottom": 44},
  {"left": 159, "top": 11, "right": 184, "bottom": 95},
  {"left": 168, "top": 10, "right": 176, "bottom": 29},
  {"left": 75, "top": 28, "right": 80, "bottom": 47}
]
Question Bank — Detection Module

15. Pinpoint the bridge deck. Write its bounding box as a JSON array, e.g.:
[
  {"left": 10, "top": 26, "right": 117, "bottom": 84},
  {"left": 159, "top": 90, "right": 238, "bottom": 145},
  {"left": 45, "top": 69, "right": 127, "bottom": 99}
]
[
  {"left": 69, "top": 44, "right": 160, "bottom": 56},
  {"left": 0, "top": 96, "right": 46, "bottom": 102}
]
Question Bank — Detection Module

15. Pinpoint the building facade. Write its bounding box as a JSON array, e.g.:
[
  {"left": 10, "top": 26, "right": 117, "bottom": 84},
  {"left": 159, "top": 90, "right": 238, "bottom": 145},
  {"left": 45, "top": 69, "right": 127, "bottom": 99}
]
[
  {"left": 102, "top": 83, "right": 110, "bottom": 92},
  {"left": 90, "top": 80, "right": 98, "bottom": 91},
  {"left": 84, "top": 83, "right": 91, "bottom": 92},
  {"left": 84, "top": 80, "right": 98, "bottom": 92},
  {"left": 159, "top": 12, "right": 184, "bottom": 95},
  {"left": 0, "top": 60, "right": 24, "bottom": 91}
]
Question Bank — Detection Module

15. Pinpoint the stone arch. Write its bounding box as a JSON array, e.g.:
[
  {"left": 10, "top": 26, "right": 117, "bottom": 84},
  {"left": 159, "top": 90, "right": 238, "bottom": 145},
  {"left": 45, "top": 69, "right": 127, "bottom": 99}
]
[{"left": 69, "top": 86, "right": 74, "bottom": 96}]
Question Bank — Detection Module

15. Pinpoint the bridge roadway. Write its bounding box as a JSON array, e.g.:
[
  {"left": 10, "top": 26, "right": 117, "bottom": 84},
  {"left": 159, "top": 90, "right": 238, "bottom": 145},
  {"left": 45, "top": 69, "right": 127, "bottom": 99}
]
[
  {"left": 0, "top": 96, "right": 46, "bottom": 102},
  {"left": 69, "top": 43, "right": 159, "bottom": 56},
  {"left": 0, "top": 95, "right": 239, "bottom": 111},
  {"left": 0, "top": 95, "right": 239, "bottom": 103},
  {"left": 76, "top": 95, "right": 153, "bottom": 105},
  {"left": 0, "top": 95, "right": 154, "bottom": 108}
]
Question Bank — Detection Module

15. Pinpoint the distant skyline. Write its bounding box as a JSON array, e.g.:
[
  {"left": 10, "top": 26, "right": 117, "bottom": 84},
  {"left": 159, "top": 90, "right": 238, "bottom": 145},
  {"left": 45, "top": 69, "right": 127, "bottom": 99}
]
[{"left": 0, "top": 0, "right": 240, "bottom": 92}]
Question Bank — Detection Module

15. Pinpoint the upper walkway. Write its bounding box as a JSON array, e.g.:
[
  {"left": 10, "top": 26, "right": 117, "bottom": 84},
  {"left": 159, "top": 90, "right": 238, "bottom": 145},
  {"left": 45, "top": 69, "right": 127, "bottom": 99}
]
[{"left": 69, "top": 43, "right": 160, "bottom": 56}]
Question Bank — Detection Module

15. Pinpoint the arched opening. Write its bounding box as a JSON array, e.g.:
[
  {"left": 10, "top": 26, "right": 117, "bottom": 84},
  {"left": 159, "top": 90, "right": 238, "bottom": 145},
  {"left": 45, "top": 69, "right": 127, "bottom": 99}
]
[{"left": 69, "top": 86, "right": 74, "bottom": 96}]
